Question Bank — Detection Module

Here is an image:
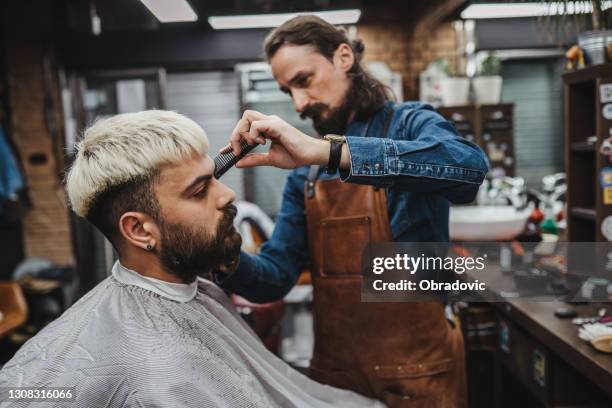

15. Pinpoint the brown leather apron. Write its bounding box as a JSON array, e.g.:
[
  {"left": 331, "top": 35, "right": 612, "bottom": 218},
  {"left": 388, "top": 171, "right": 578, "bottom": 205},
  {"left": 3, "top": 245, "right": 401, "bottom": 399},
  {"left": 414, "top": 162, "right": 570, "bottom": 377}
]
[{"left": 303, "top": 111, "right": 467, "bottom": 407}]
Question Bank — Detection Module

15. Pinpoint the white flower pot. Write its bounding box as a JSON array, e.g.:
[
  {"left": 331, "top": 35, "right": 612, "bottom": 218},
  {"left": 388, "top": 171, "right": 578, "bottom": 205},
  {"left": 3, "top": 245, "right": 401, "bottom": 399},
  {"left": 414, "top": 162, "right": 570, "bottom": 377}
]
[
  {"left": 473, "top": 75, "right": 503, "bottom": 105},
  {"left": 440, "top": 77, "right": 470, "bottom": 106},
  {"left": 578, "top": 30, "right": 612, "bottom": 65}
]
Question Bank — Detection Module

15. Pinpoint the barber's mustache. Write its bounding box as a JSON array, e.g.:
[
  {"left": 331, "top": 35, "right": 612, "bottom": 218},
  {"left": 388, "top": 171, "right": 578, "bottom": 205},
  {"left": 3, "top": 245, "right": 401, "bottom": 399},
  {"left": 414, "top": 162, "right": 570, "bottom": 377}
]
[{"left": 300, "top": 103, "right": 329, "bottom": 121}]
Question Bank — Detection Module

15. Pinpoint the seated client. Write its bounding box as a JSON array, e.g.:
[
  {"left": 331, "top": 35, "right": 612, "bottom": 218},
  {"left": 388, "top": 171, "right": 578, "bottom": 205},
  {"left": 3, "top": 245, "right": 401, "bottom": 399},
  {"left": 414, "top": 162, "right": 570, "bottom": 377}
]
[{"left": 0, "top": 110, "right": 383, "bottom": 408}]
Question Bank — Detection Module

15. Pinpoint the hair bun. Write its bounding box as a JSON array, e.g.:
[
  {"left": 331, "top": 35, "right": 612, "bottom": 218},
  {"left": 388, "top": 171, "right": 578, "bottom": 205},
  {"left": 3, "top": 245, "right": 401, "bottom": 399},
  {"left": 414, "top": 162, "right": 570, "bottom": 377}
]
[
  {"left": 351, "top": 39, "right": 365, "bottom": 59},
  {"left": 351, "top": 39, "right": 365, "bottom": 53}
]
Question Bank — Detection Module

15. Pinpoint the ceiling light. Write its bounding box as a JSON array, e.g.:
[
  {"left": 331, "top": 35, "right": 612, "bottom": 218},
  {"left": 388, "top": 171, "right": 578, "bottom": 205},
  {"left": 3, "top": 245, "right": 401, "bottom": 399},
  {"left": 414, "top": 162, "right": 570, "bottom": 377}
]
[
  {"left": 461, "top": 2, "right": 612, "bottom": 20},
  {"left": 139, "top": 0, "right": 197, "bottom": 23},
  {"left": 208, "top": 9, "right": 361, "bottom": 30}
]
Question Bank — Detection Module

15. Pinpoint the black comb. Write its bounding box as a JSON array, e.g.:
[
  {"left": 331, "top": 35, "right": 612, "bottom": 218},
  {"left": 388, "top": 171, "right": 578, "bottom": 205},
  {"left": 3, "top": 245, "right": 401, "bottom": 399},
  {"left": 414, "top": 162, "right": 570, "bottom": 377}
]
[{"left": 213, "top": 139, "right": 258, "bottom": 179}]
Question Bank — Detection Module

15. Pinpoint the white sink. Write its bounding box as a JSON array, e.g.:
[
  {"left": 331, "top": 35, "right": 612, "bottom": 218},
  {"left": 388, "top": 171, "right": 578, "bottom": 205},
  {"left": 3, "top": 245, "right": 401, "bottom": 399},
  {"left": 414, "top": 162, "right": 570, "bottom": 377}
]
[{"left": 449, "top": 205, "right": 531, "bottom": 241}]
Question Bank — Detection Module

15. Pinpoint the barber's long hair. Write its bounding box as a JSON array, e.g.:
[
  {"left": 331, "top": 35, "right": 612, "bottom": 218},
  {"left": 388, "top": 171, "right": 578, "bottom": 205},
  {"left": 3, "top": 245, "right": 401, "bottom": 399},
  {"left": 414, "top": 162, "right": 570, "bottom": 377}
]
[{"left": 263, "top": 15, "right": 391, "bottom": 121}]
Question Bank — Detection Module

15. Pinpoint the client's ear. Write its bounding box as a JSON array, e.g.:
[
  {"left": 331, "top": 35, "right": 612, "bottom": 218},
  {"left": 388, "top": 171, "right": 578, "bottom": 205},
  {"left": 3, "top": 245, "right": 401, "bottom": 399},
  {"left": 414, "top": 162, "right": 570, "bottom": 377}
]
[{"left": 119, "top": 212, "right": 160, "bottom": 252}]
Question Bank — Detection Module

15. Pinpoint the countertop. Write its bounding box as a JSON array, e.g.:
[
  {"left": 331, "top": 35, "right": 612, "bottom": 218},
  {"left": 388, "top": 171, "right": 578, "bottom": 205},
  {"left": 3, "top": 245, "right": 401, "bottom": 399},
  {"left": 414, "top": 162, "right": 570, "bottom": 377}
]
[{"left": 465, "top": 263, "right": 612, "bottom": 396}]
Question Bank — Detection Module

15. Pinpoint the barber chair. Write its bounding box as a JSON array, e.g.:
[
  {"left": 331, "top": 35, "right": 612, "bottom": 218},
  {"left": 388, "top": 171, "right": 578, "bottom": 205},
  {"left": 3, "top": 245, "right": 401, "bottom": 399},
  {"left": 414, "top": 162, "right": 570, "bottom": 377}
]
[
  {"left": 0, "top": 281, "right": 28, "bottom": 338},
  {"left": 232, "top": 294, "right": 284, "bottom": 354}
]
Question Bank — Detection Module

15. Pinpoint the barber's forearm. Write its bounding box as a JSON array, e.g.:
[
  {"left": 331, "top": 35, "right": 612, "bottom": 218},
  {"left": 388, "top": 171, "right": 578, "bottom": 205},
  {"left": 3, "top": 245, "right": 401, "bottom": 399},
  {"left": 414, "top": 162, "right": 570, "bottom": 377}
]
[
  {"left": 310, "top": 139, "right": 351, "bottom": 169},
  {"left": 216, "top": 251, "right": 298, "bottom": 303},
  {"left": 337, "top": 135, "right": 488, "bottom": 203},
  {"left": 339, "top": 144, "right": 350, "bottom": 169}
]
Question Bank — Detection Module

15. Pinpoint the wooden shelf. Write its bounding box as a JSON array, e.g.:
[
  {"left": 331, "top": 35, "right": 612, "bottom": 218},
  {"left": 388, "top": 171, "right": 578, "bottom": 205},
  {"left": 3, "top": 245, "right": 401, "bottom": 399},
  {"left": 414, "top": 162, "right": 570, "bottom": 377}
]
[
  {"left": 570, "top": 207, "right": 597, "bottom": 221},
  {"left": 562, "top": 64, "right": 612, "bottom": 84},
  {"left": 563, "top": 64, "right": 612, "bottom": 242},
  {"left": 570, "top": 141, "right": 596, "bottom": 152}
]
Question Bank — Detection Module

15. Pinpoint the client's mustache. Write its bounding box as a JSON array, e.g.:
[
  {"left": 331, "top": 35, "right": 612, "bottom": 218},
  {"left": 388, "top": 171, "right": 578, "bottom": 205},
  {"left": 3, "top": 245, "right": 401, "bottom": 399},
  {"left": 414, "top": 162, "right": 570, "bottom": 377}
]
[
  {"left": 224, "top": 204, "right": 237, "bottom": 219},
  {"left": 219, "top": 204, "right": 238, "bottom": 231}
]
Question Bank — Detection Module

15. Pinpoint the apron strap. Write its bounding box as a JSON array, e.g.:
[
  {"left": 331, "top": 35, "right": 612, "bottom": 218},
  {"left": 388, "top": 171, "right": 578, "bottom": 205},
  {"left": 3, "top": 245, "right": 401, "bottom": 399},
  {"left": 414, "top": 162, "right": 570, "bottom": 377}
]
[{"left": 306, "top": 164, "right": 320, "bottom": 199}]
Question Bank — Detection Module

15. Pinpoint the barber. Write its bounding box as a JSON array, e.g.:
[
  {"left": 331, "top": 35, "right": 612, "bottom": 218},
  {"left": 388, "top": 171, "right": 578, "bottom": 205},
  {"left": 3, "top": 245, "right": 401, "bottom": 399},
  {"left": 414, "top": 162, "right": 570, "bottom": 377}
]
[{"left": 218, "top": 15, "right": 488, "bottom": 407}]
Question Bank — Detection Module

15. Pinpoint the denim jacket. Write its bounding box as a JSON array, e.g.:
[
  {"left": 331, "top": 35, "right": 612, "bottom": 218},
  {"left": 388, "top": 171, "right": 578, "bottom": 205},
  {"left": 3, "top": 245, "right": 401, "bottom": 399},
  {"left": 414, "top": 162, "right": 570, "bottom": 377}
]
[{"left": 218, "top": 102, "right": 489, "bottom": 303}]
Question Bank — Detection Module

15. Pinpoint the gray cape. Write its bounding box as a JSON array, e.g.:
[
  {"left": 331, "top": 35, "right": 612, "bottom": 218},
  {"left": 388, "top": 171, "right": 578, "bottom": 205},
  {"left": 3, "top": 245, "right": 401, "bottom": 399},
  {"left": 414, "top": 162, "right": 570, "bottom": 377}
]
[{"left": 0, "top": 262, "right": 384, "bottom": 408}]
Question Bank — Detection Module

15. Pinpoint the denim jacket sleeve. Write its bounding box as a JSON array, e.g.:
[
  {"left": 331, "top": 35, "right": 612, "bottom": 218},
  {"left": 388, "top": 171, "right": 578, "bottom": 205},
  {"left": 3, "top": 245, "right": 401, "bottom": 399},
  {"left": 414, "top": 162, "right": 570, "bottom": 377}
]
[
  {"left": 214, "top": 169, "right": 308, "bottom": 304},
  {"left": 339, "top": 104, "right": 489, "bottom": 204}
]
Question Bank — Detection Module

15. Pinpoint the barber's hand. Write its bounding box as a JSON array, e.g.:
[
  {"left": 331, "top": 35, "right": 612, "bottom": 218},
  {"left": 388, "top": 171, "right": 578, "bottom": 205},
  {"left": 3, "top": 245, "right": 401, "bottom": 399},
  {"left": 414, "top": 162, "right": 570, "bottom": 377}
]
[{"left": 223, "top": 110, "right": 329, "bottom": 169}]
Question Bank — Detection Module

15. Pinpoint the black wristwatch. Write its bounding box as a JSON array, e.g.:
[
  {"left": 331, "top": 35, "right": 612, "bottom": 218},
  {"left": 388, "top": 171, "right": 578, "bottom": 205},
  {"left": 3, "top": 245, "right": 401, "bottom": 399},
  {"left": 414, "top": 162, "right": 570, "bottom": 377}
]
[{"left": 323, "top": 134, "right": 346, "bottom": 174}]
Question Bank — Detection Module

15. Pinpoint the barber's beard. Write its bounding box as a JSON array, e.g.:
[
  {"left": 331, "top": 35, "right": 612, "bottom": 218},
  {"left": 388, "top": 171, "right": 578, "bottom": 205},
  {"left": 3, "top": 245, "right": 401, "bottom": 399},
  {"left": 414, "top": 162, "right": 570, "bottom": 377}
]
[
  {"left": 157, "top": 205, "right": 242, "bottom": 283},
  {"left": 300, "top": 83, "right": 355, "bottom": 136}
]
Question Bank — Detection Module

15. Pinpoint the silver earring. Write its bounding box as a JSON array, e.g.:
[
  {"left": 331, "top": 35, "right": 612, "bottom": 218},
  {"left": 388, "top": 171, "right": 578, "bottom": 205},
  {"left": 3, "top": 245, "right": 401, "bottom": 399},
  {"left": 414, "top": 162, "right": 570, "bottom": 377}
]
[{"left": 146, "top": 244, "right": 154, "bottom": 251}]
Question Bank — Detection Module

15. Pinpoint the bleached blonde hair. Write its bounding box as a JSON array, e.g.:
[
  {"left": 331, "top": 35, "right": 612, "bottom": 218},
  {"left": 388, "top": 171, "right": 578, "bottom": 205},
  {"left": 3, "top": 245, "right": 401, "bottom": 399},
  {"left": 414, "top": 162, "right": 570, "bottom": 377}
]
[{"left": 66, "top": 110, "right": 209, "bottom": 218}]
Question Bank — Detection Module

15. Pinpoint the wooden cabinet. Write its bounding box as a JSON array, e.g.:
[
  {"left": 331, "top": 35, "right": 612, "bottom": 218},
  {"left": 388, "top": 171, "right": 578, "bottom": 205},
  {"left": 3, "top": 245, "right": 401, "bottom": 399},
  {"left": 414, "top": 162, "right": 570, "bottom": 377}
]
[
  {"left": 437, "top": 105, "right": 479, "bottom": 144},
  {"left": 496, "top": 314, "right": 610, "bottom": 407},
  {"left": 438, "top": 104, "right": 516, "bottom": 177}
]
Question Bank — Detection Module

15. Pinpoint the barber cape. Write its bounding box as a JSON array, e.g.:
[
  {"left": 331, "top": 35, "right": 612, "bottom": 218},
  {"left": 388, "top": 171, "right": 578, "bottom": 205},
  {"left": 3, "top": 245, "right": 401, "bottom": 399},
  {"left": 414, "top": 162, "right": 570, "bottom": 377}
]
[{"left": 0, "top": 262, "right": 384, "bottom": 408}]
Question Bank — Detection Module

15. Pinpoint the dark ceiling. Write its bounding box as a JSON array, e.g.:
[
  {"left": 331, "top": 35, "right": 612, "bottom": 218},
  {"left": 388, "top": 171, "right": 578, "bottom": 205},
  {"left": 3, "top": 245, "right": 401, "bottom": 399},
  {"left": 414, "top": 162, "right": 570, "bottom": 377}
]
[
  {"left": 62, "top": 0, "right": 466, "bottom": 33},
  {"left": 50, "top": 0, "right": 468, "bottom": 70}
]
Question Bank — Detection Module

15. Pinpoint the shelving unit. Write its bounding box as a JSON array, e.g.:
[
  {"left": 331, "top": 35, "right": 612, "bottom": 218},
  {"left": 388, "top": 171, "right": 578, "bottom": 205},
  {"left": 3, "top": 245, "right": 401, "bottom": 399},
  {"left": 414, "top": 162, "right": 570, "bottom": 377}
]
[
  {"left": 563, "top": 64, "right": 612, "bottom": 242},
  {"left": 438, "top": 104, "right": 515, "bottom": 177},
  {"left": 569, "top": 141, "right": 596, "bottom": 153},
  {"left": 570, "top": 207, "right": 597, "bottom": 221}
]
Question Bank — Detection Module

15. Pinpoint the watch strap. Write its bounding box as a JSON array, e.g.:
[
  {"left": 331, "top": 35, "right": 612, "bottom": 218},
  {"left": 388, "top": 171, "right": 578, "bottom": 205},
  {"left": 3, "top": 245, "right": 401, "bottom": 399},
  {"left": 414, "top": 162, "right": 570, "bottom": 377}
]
[{"left": 326, "top": 140, "right": 342, "bottom": 174}]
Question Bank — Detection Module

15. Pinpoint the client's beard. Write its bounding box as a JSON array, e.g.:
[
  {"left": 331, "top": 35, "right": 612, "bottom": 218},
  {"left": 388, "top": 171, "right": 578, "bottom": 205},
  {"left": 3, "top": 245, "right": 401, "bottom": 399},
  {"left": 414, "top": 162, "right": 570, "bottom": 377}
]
[
  {"left": 300, "top": 83, "right": 355, "bottom": 136},
  {"left": 157, "top": 205, "right": 242, "bottom": 283}
]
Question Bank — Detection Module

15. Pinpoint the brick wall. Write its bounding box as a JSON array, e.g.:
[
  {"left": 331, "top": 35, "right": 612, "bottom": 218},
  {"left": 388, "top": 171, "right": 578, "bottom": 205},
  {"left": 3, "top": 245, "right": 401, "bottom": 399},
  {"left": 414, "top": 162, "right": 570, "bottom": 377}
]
[
  {"left": 358, "top": 21, "right": 459, "bottom": 100},
  {"left": 2, "top": 1, "right": 73, "bottom": 265}
]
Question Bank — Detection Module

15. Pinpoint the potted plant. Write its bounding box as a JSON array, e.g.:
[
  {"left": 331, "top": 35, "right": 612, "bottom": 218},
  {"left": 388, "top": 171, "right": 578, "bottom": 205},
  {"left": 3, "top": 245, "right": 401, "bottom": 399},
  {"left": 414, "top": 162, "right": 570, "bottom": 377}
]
[
  {"left": 437, "top": 58, "right": 470, "bottom": 106},
  {"left": 473, "top": 55, "right": 503, "bottom": 105},
  {"left": 539, "top": 0, "right": 612, "bottom": 64}
]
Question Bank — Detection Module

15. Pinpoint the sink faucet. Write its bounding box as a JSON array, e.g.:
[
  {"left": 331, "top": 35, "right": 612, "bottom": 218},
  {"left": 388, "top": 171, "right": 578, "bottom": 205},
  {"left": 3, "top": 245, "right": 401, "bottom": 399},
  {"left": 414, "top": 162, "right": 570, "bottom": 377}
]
[
  {"left": 524, "top": 173, "right": 566, "bottom": 218},
  {"left": 480, "top": 176, "right": 527, "bottom": 209},
  {"left": 542, "top": 173, "right": 566, "bottom": 195}
]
